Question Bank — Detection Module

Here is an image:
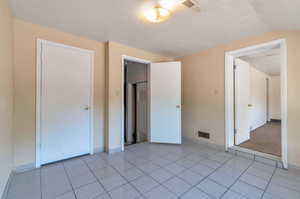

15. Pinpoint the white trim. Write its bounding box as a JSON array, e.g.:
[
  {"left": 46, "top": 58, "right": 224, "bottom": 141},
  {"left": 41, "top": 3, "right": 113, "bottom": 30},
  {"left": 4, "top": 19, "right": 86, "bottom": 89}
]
[
  {"left": 90, "top": 50, "right": 95, "bottom": 157},
  {"left": 280, "top": 40, "right": 288, "bottom": 169},
  {"left": 225, "top": 39, "right": 288, "bottom": 169},
  {"left": 36, "top": 39, "right": 95, "bottom": 168},
  {"left": 121, "top": 55, "right": 151, "bottom": 152},
  {"left": 14, "top": 163, "right": 36, "bottom": 173},
  {"left": 231, "top": 146, "right": 281, "bottom": 161},
  {"left": 36, "top": 39, "right": 42, "bottom": 168}
]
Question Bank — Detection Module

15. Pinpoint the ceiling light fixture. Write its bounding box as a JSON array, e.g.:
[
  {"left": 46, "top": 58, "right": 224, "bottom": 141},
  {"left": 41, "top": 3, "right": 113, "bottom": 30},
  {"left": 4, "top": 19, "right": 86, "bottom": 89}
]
[
  {"left": 143, "top": 6, "right": 170, "bottom": 23},
  {"left": 159, "top": 0, "right": 184, "bottom": 10},
  {"left": 143, "top": 0, "right": 200, "bottom": 23}
]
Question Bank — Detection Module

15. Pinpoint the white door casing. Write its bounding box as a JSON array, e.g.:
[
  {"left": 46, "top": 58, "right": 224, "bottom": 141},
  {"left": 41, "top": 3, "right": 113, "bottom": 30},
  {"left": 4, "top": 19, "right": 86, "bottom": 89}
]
[
  {"left": 234, "top": 59, "right": 251, "bottom": 145},
  {"left": 36, "top": 40, "right": 94, "bottom": 167},
  {"left": 150, "top": 62, "right": 182, "bottom": 144},
  {"left": 225, "top": 39, "right": 288, "bottom": 168}
]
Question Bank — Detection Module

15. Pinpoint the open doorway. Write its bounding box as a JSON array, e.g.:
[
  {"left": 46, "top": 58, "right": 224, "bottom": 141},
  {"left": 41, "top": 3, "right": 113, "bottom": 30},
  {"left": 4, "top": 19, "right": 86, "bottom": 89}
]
[
  {"left": 235, "top": 47, "right": 281, "bottom": 157},
  {"left": 123, "top": 59, "right": 149, "bottom": 146},
  {"left": 120, "top": 56, "right": 182, "bottom": 151},
  {"left": 225, "top": 39, "right": 288, "bottom": 168}
]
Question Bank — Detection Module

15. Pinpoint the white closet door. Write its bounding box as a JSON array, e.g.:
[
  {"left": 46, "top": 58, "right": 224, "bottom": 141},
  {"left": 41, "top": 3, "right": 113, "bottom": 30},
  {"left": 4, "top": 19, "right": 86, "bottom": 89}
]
[
  {"left": 234, "top": 59, "right": 251, "bottom": 145},
  {"left": 150, "top": 62, "right": 181, "bottom": 144},
  {"left": 39, "top": 41, "right": 93, "bottom": 165}
]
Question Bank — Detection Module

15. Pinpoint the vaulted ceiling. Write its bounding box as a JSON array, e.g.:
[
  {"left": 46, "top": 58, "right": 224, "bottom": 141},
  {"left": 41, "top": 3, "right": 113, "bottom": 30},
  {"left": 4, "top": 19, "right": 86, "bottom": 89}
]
[{"left": 10, "top": 0, "right": 300, "bottom": 57}]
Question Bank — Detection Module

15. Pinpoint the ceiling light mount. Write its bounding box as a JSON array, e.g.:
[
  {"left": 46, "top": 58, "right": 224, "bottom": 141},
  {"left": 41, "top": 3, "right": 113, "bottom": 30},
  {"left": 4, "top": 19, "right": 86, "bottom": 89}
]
[
  {"left": 143, "top": 5, "right": 171, "bottom": 23},
  {"left": 143, "top": 0, "right": 201, "bottom": 23}
]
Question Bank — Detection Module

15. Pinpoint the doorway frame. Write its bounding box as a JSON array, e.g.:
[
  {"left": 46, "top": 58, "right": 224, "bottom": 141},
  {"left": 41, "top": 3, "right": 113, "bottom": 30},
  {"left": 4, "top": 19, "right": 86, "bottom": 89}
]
[
  {"left": 36, "top": 39, "right": 95, "bottom": 168},
  {"left": 121, "top": 55, "right": 151, "bottom": 151},
  {"left": 225, "top": 39, "right": 288, "bottom": 168}
]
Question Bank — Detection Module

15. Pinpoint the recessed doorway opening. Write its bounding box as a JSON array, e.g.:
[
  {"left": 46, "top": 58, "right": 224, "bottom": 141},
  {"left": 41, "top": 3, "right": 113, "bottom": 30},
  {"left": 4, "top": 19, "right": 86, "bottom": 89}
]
[
  {"left": 225, "top": 39, "right": 288, "bottom": 168},
  {"left": 236, "top": 49, "right": 282, "bottom": 157},
  {"left": 123, "top": 59, "right": 149, "bottom": 147},
  {"left": 120, "top": 56, "right": 182, "bottom": 152}
]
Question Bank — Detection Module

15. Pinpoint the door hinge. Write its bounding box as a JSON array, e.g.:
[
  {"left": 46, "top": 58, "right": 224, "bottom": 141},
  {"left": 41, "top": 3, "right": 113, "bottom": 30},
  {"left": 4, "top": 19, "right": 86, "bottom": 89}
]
[
  {"left": 234, "top": 64, "right": 237, "bottom": 70},
  {"left": 234, "top": 129, "right": 237, "bottom": 134}
]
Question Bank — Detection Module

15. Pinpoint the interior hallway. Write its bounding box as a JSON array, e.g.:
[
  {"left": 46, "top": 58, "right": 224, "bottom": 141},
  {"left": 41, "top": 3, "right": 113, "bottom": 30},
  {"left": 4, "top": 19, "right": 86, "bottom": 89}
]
[{"left": 239, "top": 121, "right": 281, "bottom": 157}]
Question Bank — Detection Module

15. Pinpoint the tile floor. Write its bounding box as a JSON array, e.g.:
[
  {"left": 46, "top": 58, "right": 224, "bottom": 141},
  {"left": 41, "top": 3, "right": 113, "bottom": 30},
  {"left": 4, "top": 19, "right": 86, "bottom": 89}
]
[{"left": 5, "top": 141, "right": 300, "bottom": 199}]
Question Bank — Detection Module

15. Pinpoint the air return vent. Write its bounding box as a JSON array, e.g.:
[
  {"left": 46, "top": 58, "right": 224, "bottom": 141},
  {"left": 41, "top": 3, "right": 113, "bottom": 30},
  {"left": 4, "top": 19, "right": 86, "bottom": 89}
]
[{"left": 198, "top": 131, "right": 210, "bottom": 139}]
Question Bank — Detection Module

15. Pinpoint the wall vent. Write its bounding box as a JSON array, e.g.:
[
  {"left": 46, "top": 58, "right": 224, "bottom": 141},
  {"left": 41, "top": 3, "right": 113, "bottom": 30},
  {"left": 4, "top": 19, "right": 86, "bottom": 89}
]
[{"left": 198, "top": 131, "right": 210, "bottom": 139}]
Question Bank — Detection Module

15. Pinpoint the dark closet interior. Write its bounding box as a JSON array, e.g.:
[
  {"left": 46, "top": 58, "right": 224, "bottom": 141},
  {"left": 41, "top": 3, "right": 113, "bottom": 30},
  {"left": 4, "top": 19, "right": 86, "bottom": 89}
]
[{"left": 124, "top": 60, "right": 148, "bottom": 146}]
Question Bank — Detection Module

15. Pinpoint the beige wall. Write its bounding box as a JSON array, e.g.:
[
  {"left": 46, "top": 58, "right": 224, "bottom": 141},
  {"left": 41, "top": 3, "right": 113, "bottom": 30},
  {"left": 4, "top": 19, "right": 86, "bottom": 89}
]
[
  {"left": 179, "top": 31, "right": 300, "bottom": 167},
  {"left": 12, "top": 19, "right": 172, "bottom": 167},
  {"left": 0, "top": 0, "right": 14, "bottom": 196},
  {"left": 106, "top": 41, "right": 172, "bottom": 151},
  {"left": 13, "top": 19, "right": 106, "bottom": 167}
]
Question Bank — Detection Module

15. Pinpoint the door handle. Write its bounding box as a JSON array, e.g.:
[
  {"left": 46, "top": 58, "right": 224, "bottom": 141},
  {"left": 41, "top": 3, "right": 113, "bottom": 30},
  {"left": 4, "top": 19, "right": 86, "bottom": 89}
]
[
  {"left": 176, "top": 105, "right": 181, "bottom": 108},
  {"left": 248, "top": 104, "right": 253, "bottom": 107},
  {"left": 84, "top": 106, "right": 90, "bottom": 110}
]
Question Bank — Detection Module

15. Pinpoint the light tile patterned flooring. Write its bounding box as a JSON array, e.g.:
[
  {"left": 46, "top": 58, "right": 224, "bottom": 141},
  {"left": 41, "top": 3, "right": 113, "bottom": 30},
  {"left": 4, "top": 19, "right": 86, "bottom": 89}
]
[{"left": 5, "top": 141, "right": 300, "bottom": 199}]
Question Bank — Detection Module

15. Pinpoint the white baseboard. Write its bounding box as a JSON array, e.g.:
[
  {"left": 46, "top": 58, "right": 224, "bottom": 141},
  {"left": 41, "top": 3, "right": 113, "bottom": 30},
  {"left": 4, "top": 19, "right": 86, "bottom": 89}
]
[
  {"left": 13, "top": 163, "right": 36, "bottom": 174},
  {"left": 1, "top": 171, "right": 13, "bottom": 199},
  {"left": 108, "top": 147, "right": 122, "bottom": 154},
  {"left": 94, "top": 146, "right": 105, "bottom": 154},
  {"left": 183, "top": 136, "right": 299, "bottom": 170},
  {"left": 14, "top": 146, "right": 105, "bottom": 173},
  {"left": 289, "top": 163, "right": 300, "bottom": 172}
]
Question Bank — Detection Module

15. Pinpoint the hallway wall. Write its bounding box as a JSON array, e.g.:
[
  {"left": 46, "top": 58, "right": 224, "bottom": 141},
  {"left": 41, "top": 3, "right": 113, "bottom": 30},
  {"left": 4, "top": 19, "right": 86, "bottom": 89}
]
[
  {"left": 179, "top": 31, "right": 300, "bottom": 167},
  {"left": 0, "top": 0, "right": 14, "bottom": 196},
  {"left": 106, "top": 41, "right": 172, "bottom": 152},
  {"left": 13, "top": 19, "right": 106, "bottom": 168},
  {"left": 12, "top": 19, "right": 172, "bottom": 168}
]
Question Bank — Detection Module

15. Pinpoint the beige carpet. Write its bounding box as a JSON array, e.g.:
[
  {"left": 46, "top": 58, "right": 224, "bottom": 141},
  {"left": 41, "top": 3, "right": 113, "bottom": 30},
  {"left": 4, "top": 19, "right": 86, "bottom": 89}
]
[{"left": 238, "top": 121, "right": 281, "bottom": 157}]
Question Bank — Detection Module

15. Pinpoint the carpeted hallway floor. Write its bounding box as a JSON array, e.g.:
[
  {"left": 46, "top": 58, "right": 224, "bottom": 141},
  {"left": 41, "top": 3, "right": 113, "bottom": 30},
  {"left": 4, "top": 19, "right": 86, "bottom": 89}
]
[{"left": 238, "top": 121, "right": 281, "bottom": 157}]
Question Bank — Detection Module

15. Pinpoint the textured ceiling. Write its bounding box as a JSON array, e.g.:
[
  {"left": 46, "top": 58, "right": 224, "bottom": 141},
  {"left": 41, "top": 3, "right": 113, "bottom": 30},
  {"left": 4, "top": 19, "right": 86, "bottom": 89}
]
[
  {"left": 240, "top": 48, "right": 280, "bottom": 76},
  {"left": 10, "top": 0, "right": 300, "bottom": 57}
]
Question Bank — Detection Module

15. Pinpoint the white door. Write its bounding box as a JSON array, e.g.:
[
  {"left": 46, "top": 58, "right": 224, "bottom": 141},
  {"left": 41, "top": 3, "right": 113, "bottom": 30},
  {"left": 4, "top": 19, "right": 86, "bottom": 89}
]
[
  {"left": 39, "top": 41, "right": 93, "bottom": 165},
  {"left": 150, "top": 62, "right": 181, "bottom": 144},
  {"left": 234, "top": 59, "right": 251, "bottom": 145}
]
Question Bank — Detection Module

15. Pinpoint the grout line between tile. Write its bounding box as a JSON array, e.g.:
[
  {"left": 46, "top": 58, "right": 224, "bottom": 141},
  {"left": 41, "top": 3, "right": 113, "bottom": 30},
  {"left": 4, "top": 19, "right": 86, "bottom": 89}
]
[
  {"left": 218, "top": 159, "right": 255, "bottom": 199},
  {"left": 82, "top": 157, "right": 113, "bottom": 199},
  {"left": 118, "top": 146, "right": 210, "bottom": 198},
  {"left": 6, "top": 142, "right": 285, "bottom": 199},
  {"left": 62, "top": 163, "right": 79, "bottom": 199},
  {"left": 40, "top": 168, "right": 43, "bottom": 199},
  {"left": 260, "top": 166, "right": 277, "bottom": 199},
  {"left": 178, "top": 153, "right": 236, "bottom": 198}
]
